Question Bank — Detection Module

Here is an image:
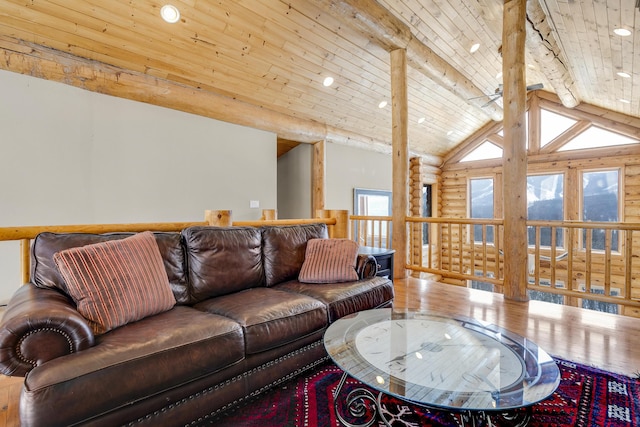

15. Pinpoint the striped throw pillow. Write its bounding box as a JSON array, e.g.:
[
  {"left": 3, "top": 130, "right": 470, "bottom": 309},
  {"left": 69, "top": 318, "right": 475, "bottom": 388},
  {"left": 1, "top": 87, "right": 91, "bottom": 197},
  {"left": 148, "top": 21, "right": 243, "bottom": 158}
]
[
  {"left": 298, "top": 238, "right": 359, "bottom": 283},
  {"left": 53, "top": 231, "right": 176, "bottom": 335}
]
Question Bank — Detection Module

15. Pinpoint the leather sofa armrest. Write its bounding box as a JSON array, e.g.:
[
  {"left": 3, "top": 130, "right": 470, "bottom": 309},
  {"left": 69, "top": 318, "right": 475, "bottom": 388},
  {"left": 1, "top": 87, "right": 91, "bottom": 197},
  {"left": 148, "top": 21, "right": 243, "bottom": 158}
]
[
  {"left": 356, "top": 254, "right": 378, "bottom": 279},
  {"left": 0, "top": 283, "right": 95, "bottom": 377}
]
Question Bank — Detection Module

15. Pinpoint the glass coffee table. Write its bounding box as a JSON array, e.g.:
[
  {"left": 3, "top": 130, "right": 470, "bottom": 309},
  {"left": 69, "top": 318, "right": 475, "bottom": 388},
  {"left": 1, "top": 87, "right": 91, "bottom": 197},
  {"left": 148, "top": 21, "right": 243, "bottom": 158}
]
[{"left": 323, "top": 309, "right": 560, "bottom": 427}]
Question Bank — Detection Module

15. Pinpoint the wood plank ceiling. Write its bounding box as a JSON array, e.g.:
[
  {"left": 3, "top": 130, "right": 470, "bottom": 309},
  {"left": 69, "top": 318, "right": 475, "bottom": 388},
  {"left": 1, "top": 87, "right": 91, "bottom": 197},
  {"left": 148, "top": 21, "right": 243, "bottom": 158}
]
[{"left": 0, "top": 0, "right": 638, "bottom": 159}]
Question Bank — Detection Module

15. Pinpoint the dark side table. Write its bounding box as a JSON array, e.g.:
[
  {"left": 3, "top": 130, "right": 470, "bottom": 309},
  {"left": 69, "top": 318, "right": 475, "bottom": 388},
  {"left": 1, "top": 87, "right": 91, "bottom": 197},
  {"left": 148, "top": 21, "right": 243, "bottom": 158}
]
[{"left": 358, "top": 246, "right": 395, "bottom": 281}]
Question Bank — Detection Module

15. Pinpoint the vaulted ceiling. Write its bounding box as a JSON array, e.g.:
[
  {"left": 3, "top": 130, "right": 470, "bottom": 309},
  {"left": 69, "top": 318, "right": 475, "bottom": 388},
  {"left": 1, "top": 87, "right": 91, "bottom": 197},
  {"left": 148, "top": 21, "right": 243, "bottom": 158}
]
[{"left": 1, "top": 0, "right": 638, "bottom": 159}]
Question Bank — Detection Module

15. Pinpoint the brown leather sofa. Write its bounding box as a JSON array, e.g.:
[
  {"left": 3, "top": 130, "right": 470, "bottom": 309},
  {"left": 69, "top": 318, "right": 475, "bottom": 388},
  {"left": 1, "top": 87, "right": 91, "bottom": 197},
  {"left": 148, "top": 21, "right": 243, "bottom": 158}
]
[{"left": 0, "top": 223, "right": 394, "bottom": 426}]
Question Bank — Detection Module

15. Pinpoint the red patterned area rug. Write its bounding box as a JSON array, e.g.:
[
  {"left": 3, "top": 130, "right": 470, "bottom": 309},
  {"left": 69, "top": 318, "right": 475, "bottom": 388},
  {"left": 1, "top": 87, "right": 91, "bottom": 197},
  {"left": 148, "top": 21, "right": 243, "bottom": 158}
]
[{"left": 210, "top": 358, "right": 639, "bottom": 427}]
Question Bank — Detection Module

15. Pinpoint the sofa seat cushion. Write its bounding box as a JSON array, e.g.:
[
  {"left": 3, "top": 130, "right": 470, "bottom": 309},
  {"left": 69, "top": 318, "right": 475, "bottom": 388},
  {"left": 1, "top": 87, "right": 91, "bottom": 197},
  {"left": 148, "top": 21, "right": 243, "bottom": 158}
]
[
  {"left": 195, "top": 288, "right": 328, "bottom": 354},
  {"left": 275, "top": 276, "right": 394, "bottom": 322},
  {"left": 20, "top": 306, "right": 244, "bottom": 427}
]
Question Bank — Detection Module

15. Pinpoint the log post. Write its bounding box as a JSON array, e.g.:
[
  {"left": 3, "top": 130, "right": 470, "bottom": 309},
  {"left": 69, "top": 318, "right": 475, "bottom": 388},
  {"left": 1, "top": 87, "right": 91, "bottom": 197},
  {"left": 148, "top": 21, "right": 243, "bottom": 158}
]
[
  {"left": 328, "top": 210, "right": 350, "bottom": 238},
  {"left": 261, "top": 209, "right": 278, "bottom": 220},
  {"left": 204, "top": 210, "right": 232, "bottom": 226},
  {"left": 502, "top": 0, "right": 529, "bottom": 301},
  {"left": 312, "top": 140, "right": 326, "bottom": 214},
  {"left": 315, "top": 209, "right": 349, "bottom": 238},
  {"left": 391, "top": 48, "right": 409, "bottom": 280}
]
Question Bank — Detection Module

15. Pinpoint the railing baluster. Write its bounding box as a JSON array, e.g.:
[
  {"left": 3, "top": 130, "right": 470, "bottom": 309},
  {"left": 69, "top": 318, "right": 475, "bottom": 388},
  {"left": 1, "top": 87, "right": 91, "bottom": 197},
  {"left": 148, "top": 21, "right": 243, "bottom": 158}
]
[
  {"left": 534, "top": 225, "right": 541, "bottom": 287},
  {"left": 567, "top": 227, "right": 574, "bottom": 293},
  {"left": 604, "top": 229, "right": 612, "bottom": 297},
  {"left": 469, "top": 224, "right": 476, "bottom": 279},
  {"left": 20, "top": 238, "right": 30, "bottom": 284},
  {"left": 624, "top": 230, "right": 633, "bottom": 302},
  {"left": 458, "top": 223, "right": 463, "bottom": 276},
  {"left": 585, "top": 229, "right": 592, "bottom": 295}
]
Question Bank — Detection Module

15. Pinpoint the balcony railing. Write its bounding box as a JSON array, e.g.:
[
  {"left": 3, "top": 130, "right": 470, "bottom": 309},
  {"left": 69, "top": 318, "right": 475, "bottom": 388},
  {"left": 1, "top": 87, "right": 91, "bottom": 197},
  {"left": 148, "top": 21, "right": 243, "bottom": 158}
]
[
  {"left": 407, "top": 217, "right": 640, "bottom": 315},
  {"left": 349, "top": 215, "right": 392, "bottom": 248},
  {"left": 350, "top": 215, "right": 640, "bottom": 316}
]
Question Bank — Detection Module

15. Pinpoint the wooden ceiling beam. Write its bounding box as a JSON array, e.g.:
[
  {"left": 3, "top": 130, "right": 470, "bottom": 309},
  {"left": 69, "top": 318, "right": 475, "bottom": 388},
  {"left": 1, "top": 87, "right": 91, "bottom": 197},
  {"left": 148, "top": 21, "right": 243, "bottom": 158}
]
[
  {"left": 314, "top": 0, "right": 504, "bottom": 121},
  {"left": 0, "top": 36, "right": 397, "bottom": 154},
  {"left": 525, "top": 0, "right": 580, "bottom": 108}
]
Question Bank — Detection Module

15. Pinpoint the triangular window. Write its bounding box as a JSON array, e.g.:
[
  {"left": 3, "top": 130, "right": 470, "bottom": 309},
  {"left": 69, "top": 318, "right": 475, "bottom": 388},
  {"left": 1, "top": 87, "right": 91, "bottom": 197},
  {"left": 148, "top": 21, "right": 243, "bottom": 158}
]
[
  {"left": 460, "top": 141, "right": 503, "bottom": 162},
  {"left": 558, "top": 126, "right": 639, "bottom": 151},
  {"left": 540, "top": 109, "right": 577, "bottom": 147}
]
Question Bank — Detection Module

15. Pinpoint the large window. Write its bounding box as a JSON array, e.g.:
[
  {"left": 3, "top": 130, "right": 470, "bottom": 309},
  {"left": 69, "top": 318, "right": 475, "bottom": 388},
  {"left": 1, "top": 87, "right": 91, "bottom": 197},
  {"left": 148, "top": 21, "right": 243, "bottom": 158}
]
[
  {"left": 527, "top": 173, "right": 564, "bottom": 247},
  {"left": 582, "top": 170, "right": 619, "bottom": 251},
  {"left": 353, "top": 188, "right": 392, "bottom": 247},
  {"left": 469, "top": 178, "right": 494, "bottom": 243},
  {"left": 353, "top": 188, "right": 391, "bottom": 216}
]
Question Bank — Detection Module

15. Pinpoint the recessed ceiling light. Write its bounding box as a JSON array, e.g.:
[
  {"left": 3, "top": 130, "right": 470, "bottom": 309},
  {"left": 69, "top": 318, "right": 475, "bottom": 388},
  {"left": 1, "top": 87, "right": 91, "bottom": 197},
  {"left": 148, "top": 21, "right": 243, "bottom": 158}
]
[
  {"left": 322, "top": 76, "right": 334, "bottom": 87},
  {"left": 469, "top": 43, "right": 480, "bottom": 53},
  {"left": 613, "top": 28, "right": 632, "bottom": 37},
  {"left": 446, "top": 130, "right": 454, "bottom": 136},
  {"left": 378, "top": 100, "right": 387, "bottom": 109},
  {"left": 161, "top": 5, "right": 180, "bottom": 23},
  {"left": 495, "top": 72, "right": 503, "bottom": 79},
  {"left": 417, "top": 117, "right": 426, "bottom": 124},
  {"left": 619, "top": 99, "right": 631, "bottom": 104},
  {"left": 617, "top": 71, "right": 631, "bottom": 78}
]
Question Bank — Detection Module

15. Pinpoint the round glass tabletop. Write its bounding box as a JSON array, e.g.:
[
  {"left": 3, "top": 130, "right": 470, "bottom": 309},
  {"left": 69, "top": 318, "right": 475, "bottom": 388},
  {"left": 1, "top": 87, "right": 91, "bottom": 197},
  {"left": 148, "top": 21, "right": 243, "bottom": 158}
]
[{"left": 324, "top": 309, "right": 560, "bottom": 412}]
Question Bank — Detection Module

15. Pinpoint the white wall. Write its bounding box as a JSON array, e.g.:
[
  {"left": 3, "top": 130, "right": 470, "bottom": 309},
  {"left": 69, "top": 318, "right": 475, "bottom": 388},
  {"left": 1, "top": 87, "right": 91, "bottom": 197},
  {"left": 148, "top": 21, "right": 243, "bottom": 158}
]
[
  {"left": 0, "top": 70, "right": 276, "bottom": 302},
  {"left": 277, "top": 142, "right": 392, "bottom": 218},
  {"left": 325, "top": 143, "right": 392, "bottom": 212},
  {"left": 277, "top": 143, "right": 313, "bottom": 218}
]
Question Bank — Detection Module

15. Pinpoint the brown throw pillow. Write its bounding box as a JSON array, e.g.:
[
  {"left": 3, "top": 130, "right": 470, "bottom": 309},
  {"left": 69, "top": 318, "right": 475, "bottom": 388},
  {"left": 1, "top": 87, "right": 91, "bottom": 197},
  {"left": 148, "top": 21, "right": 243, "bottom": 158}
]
[
  {"left": 298, "top": 238, "right": 359, "bottom": 283},
  {"left": 53, "top": 231, "right": 176, "bottom": 335}
]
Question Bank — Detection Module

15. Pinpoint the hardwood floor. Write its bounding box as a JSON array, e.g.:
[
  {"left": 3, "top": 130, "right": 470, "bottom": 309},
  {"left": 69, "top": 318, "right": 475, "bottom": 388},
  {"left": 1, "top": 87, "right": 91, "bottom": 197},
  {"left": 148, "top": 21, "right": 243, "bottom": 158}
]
[{"left": 1, "top": 277, "right": 639, "bottom": 426}]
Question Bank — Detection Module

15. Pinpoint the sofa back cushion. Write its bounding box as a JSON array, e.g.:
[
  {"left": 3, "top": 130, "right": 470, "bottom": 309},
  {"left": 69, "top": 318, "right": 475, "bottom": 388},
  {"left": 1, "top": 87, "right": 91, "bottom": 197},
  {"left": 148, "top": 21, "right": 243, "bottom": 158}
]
[
  {"left": 182, "top": 226, "right": 264, "bottom": 302},
  {"left": 31, "top": 232, "right": 191, "bottom": 304},
  {"left": 298, "top": 238, "right": 360, "bottom": 283},
  {"left": 262, "top": 223, "right": 329, "bottom": 287}
]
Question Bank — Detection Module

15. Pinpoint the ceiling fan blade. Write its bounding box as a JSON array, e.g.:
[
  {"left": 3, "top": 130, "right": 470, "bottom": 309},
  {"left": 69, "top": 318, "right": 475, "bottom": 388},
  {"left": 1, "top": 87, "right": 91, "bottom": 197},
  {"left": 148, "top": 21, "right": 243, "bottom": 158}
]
[
  {"left": 468, "top": 93, "right": 495, "bottom": 101},
  {"left": 470, "top": 83, "right": 541, "bottom": 104},
  {"left": 481, "top": 95, "right": 501, "bottom": 108}
]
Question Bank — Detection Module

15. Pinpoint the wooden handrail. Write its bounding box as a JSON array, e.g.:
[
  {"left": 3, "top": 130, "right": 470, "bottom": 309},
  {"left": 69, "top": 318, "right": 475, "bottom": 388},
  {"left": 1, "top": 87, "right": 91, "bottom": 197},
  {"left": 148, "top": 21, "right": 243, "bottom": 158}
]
[
  {"left": 232, "top": 218, "right": 336, "bottom": 227},
  {"left": 0, "top": 209, "right": 348, "bottom": 286},
  {"left": 0, "top": 222, "right": 207, "bottom": 241}
]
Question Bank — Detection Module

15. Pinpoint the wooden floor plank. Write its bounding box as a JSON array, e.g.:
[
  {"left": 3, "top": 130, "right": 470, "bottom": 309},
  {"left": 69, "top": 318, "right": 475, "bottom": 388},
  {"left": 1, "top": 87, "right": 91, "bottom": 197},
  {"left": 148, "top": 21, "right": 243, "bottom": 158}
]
[
  {"left": 394, "top": 278, "right": 640, "bottom": 377},
  {"left": 0, "top": 277, "right": 638, "bottom": 426}
]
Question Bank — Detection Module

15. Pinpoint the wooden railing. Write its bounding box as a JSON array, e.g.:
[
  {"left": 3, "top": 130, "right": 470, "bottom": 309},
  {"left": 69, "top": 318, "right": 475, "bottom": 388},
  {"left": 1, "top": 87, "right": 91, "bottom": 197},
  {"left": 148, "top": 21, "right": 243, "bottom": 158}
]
[
  {"left": 0, "top": 209, "right": 346, "bottom": 286},
  {"left": 405, "top": 217, "right": 505, "bottom": 288},
  {"left": 4, "top": 210, "right": 638, "bottom": 315},
  {"left": 402, "top": 216, "right": 640, "bottom": 315},
  {"left": 526, "top": 220, "right": 640, "bottom": 315},
  {"left": 349, "top": 215, "right": 392, "bottom": 248}
]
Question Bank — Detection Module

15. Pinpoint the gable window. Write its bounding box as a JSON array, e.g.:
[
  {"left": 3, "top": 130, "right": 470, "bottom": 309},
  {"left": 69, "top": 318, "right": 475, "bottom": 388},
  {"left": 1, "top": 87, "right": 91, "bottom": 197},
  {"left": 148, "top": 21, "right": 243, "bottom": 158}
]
[
  {"left": 582, "top": 170, "right": 619, "bottom": 251},
  {"left": 540, "top": 109, "right": 577, "bottom": 147},
  {"left": 469, "top": 178, "right": 494, "bottom": 243},
  {"left": 460, "top": 141, "right": 502, "bottom": 162},
  {"left": 559, "top": 126, "right": 639, "bottom": 151}
]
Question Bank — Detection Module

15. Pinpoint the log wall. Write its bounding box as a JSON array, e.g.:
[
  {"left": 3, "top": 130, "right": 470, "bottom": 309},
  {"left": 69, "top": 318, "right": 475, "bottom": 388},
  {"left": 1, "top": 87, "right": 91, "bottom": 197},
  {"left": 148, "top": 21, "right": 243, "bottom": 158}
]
[{"left": 440, "top": 93, "right": 640, "bottom": 314}]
